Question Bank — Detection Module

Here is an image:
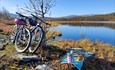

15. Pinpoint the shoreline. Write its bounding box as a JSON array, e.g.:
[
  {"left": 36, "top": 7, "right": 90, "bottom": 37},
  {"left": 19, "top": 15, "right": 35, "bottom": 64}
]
[
  {"left": 48, "top": 21, "right": 115, "bottom": 24},
  {"left": 48, "top": 20, "right": 115, "bottom": 29},
  {"left": 48, "top": 21, "right": 115, "bottom": 25}
]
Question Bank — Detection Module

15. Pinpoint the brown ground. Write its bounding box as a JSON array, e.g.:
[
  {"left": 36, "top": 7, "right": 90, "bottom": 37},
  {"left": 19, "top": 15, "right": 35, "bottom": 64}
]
[{"left": 0, "top": 20, "right": 14, "bottom": 33}]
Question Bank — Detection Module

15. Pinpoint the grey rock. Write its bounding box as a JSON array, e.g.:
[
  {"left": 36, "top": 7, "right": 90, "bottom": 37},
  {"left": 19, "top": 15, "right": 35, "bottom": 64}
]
[
  {"left": 35, "top": 64, "right": 53, "bottom": 70},
  {"left": 13, "top": 53, "right": 41, "bottom": 62},
  {"left": 0, "top": 35, "right": 9, "bottom": 46},
  {"left": 0, "top": 64, "right": 9, "bottom": 70},
  {"left": 0, "top": 39, "right": 5, "bottom": 43}
]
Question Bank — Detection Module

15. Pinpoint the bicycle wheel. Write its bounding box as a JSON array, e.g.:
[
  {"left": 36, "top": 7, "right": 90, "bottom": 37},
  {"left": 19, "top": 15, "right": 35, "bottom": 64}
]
[
  {"left": 15, "top": 28, "right": 31, "bottom": 53},
  {"left": 29, "top": 26, "right": 44, "bottom": 53}
]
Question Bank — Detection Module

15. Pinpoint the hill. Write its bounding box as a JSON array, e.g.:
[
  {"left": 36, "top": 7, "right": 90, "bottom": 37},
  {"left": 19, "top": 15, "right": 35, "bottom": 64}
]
[{"left": 49, "top": 12, "right": 115, "bottom": 21}]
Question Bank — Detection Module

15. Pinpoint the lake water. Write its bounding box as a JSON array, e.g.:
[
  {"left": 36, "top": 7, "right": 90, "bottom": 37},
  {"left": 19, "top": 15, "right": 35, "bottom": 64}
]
[{"left": 51, "top": 25, "right": 115, "bottom": 46}]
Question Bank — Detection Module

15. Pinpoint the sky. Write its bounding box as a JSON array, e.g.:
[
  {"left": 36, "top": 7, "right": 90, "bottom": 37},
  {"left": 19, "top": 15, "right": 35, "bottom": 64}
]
[{"left": 0, "top": 0, "right": 115, "bottom": 17}]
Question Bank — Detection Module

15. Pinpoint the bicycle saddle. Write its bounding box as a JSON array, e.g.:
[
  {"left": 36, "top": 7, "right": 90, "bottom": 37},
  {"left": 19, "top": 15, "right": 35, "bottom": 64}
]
[
  {"left": 14, "top": 18, "right": 26, "bottom": 25},
  {"left": 28, "top": 18, "right": 37, "bottom": 26}
]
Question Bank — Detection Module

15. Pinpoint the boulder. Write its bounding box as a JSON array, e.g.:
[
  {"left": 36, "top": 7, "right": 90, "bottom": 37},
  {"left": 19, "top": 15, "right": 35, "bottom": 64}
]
[
  {"left": 13, "top": 53, "right": 41, "bottom": 62},
  {"left": 35, "top": 64, "right": 53, "bottom": 70}
]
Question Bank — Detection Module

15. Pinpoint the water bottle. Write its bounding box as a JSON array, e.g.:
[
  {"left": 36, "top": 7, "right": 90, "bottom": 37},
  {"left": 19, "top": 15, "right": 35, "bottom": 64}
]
[
  {"left": 70, "top": 50, "right": 74, "bottom": 62},
  {"left": 67, "top": 53, "right": 72, "bottom": 63}
]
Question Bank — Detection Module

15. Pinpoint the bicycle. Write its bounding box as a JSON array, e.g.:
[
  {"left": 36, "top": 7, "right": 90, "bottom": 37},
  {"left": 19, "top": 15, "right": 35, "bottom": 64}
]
[
  {"left": 11, "top": 13, "right": 31, "bottom": 53},
  {"left": 13, "top": 12, "right": 50, "bottom": 53},
  {"left": 28, "top": 14, "right": 46, "bottom": 53}
]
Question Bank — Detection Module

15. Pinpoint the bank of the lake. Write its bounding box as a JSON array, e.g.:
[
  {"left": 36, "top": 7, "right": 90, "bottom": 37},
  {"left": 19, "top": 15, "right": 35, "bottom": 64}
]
[{"left": 48, "top": 21, "right": 115, "bottom": 28}]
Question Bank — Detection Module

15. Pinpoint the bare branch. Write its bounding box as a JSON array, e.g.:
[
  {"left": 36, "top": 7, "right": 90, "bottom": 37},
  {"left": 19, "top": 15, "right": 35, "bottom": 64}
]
[{"left": 21, "top": 0, "right": 55, "bottom": 18}]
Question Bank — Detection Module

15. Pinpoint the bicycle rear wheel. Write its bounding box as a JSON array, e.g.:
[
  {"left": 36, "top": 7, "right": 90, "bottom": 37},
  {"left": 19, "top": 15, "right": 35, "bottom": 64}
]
[
  {"left": 15, "top": 28, "right": 31, "bottom": 53},
  {"left": 29, "top": 26, "right": 44, "bottom": 53}
]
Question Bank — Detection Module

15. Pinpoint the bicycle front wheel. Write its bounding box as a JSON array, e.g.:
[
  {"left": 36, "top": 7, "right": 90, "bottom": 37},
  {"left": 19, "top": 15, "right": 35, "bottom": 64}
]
[
  {"left": 29, "top": 26, "right": 44, "bottom": 53},
  {"left": 15, "top": 28, "right": 31, "bottom": 53}
]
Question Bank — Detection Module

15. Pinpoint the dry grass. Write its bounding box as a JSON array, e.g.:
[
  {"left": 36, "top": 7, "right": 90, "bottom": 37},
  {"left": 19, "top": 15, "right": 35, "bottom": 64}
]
[
  {"left": 49, "top": 39, "right": 115, "bottom": 70},
  {"left": 52, "top": 39, "right": 115, "bottom": 62},
  {"left": 47, "top": 21, "right": 61, "bottom": 26},
  {"left": 1, "top": 44, "right": 16, "bottom": 57},
  {"left": 0, "top": 39, "right": 115, "bottom": 70},
  {"left": 46, "top": 31, "right": 62, "bottom": 41}
]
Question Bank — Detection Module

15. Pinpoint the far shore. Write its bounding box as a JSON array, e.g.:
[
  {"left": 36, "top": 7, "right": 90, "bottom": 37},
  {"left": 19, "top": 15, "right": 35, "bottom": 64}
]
[
  {"left": 48, "top": 21, "right": 115, "bottom": 29},
  {"left": 48, "top": 20, "right": 115, "bottom": 24}
]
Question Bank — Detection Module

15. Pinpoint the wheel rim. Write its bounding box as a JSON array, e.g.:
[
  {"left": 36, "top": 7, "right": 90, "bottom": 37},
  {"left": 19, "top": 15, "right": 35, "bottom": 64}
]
[{"left": 29, "top": 27, "right": 44, "bottom": 53}]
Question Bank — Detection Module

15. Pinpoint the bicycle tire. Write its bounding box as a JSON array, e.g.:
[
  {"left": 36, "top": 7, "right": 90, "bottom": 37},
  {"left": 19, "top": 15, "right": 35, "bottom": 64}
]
[
  {"left": 15, "top": 27, "right": 31, "bottom": 53},
  {"left": 29, "top": 26, "right": 45, "bottom": 53}
]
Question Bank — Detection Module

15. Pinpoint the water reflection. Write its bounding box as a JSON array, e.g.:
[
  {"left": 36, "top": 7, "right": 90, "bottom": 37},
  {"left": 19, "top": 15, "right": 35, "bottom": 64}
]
[{"left": 51, "top": 25, "right": 115, "bottom": 46}]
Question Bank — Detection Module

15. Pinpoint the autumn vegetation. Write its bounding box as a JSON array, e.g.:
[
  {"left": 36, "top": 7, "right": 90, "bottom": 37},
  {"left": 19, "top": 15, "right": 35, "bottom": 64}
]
[{"left": 0, "top": 8, "right": 115, "bottom": 70}]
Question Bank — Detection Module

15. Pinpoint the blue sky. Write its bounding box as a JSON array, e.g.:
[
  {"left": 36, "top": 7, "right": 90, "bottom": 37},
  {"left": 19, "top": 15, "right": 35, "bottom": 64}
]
[{"left": 0, "top": 0, "right": 115, "bottom": 17}]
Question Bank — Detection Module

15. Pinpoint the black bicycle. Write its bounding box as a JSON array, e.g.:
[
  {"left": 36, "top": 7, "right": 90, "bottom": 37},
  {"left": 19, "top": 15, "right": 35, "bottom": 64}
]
[{"left": 11, "top": 12, "right": 31, "bottom": 53}]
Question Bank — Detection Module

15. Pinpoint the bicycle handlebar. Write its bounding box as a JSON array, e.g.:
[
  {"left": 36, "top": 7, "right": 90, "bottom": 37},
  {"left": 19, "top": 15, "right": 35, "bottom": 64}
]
[
  {"left": 16, "top": 12, "right": 28, "bottom": 19},
  {"left": 16, "top": 12, "right": 51, "bottom": 26},
  {"left": 31, "top": 14, "right": 50, "bottom": 25}
]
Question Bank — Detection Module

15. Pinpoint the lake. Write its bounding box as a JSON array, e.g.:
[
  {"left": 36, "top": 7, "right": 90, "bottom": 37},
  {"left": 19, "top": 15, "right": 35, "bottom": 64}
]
[{"left": 51, "top": 25, "right": 115, "bottom": 46}]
